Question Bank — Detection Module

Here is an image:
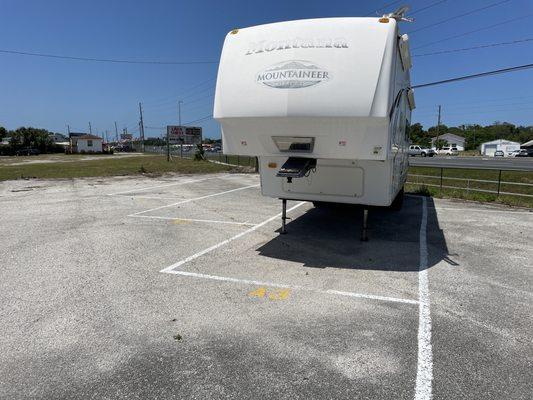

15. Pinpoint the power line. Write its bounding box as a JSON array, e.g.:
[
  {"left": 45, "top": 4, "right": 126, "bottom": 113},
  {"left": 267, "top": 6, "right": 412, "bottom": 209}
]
[
  {"left": 142, "top": 77, "right": 216, "bottom": 106},
  {"left": 364, "top": 1, "right": 403, "bottom": 17},
  {"left": 410, "top": 0, "right": 449, "bottom": 16},
  {"left": 183, "top": 114, "right": 213, "bottom": 125},
  {"left": 0, "top": 49, "right": 218, "bottom": 65},
  {"left": 407, "top": 0, "right": 511, "bottom": 34},
  {"left": 413, "top": 38, "right": 533, "bottom": 57},
  {"left": 412, "top": 63, "right": 533, "bottom": 89},
  {"left": 415, "top": 94, "right": 533, "bottom": 110},
  {"left": 412, "top": 13, "right": 533, "bottom": 50},
  {"left": 414, "top": 101, "right": 533, "bottom": 116},
  {"left": 184, "top": 91, "right": 215, "bottom": 106}
]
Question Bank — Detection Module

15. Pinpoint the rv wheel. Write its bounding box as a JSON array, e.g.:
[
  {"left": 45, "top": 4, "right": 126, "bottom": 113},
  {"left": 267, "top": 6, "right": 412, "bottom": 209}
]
[{"left": 390, "top": 187, "right": 404, "bottom": 211}]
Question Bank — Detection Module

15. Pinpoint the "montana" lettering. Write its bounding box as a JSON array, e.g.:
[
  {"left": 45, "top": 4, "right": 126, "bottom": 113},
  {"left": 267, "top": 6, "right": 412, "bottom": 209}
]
[{"left": 245, "top": 38, "right": 348, "bottom": 55}]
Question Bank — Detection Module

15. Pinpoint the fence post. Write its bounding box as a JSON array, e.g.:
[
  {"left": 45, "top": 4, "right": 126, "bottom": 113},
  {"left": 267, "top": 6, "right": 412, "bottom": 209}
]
[
  {"left": 497, "top": 170, "right": 502, "bottom": 196},
  {"left": 226, "top": 154, "right": 228, "bottom": 164},
  {"left": 440, "top": 167, "right": 443, "bottom": 193},
  {"left": 237, "top": 155, "right": 240, "bottom": 166}
]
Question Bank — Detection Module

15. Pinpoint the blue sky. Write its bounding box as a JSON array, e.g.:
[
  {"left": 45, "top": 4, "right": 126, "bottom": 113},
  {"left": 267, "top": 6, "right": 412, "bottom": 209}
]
[{"left": 1, "top": 0, "right": 532, "bottom": 138}]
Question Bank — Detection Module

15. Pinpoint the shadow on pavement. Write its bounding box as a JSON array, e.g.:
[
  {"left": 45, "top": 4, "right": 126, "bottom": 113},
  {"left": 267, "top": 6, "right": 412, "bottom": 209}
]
[{"left": 257, "top": 196, "right": 450, "bottom": 271}]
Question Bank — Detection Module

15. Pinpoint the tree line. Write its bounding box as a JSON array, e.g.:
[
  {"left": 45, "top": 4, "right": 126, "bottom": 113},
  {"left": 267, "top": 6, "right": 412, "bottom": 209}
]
[
  {"left": 0, "top": 126, "right": 64, "bottom": 155},
  {"left": 409, "top": 121, "right": 533, "bottom": 150},
  {"left": 2, "top": 121, "right": 532, "bottom": 155}
]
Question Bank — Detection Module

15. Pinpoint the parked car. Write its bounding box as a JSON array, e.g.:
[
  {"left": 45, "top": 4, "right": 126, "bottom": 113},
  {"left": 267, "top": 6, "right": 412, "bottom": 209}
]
[
  {"left": 438, "top": 146, "right": 459, "bottom": 156},
  {"left": 494, "top": 150, "right": 505, "bottom": 157},
  {"left": 515, "top": 149, "right": 532, "bottom": 157},
  {"left": 408, "top": 145, "right": 436, "bottom": 157},
  {"left": 508, "top": 149, "right": 521, "bottom": 157},
  {"left": 15, "top": 148, "right": 40, "bottom": 156}
]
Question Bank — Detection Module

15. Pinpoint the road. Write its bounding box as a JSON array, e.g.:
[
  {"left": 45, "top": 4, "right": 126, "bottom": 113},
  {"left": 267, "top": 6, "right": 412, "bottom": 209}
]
[
  {"left": 409, "top": 156, "right": 533, "bottom": 171},
  {"left": 1, "top": 173, "right": 532, "bottom": 399}
]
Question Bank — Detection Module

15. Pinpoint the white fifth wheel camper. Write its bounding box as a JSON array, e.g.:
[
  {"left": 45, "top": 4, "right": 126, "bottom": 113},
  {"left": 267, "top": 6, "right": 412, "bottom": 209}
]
[{"left": 214, "top": 8, "right": 415, "bottom": 236}]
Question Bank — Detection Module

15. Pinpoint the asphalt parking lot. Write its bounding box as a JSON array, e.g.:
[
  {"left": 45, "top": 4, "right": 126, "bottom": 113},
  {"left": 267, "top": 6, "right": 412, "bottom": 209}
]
[{"left": 1, "top": 172, "right": 532, "bottom": 399}]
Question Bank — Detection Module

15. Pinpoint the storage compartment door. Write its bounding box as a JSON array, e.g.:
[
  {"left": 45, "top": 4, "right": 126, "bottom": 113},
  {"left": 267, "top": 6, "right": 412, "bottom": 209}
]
[{"left": 282, "top": 164, "right": 363, "bottom": 197}]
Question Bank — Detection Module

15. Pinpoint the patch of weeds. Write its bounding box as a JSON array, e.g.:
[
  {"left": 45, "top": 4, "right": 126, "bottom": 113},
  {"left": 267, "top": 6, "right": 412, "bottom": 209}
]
[{"left": 411, "top": 185, "right": 432, "bottom": 196}]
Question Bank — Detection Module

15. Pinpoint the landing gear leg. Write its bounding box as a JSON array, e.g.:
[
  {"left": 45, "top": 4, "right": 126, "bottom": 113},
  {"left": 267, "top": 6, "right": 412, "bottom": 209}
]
[
  {"left": 361, "top": 208, "right": 369, "bottom": 242},
  {"left": 281, "top": 199, "right": 288, "bottom": 234}
]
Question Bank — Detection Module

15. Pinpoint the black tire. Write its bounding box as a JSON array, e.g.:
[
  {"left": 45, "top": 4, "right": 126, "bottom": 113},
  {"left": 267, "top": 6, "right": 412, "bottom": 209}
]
[
  {"left": 421, "top": 152, "right": 427, "bottom": 157},
  {"left": 390, "top": 187, "right": 404, "bottom": 211}
]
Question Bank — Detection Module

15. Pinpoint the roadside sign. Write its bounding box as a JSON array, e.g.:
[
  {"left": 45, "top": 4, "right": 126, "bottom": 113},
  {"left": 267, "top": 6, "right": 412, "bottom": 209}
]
[{"left": 166, "top": 126, "right": 202, "bottom": 145}]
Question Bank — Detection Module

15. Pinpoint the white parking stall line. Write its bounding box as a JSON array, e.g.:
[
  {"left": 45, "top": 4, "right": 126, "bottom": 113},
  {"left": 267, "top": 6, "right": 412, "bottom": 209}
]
[
  {"left": 159, "top": 200, "right": 419, "bottom": 306},
  {"left": 108, "top": 176, "right": 215, "bottom": 196},
  {"left": 160, "top": 202, "right": 306, "bottom": 273},
  {"left": 117, "top": 195, "right": 194, "bottom": 200},
  {"left": 414, "top": 196, "right": 433, "bottom": 400},
  {"left": 129, "top": 184, "right": 260, "bottom": 216},
  {"left": 164, "top": 270, "right": 420, "bottom": 305},
  {"left": 108, "top": 174, "right": 254, "bottom": 196},
  {"left": 129, "top": 214, "right": 256, "bottom": 226}
]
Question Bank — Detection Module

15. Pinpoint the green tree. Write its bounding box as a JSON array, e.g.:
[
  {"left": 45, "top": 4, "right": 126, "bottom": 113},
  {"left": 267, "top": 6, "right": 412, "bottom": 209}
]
[
  {"left": 9, "top": 127, "right": 56, "bottom": 153},
  {"left": 434, "top": 139, "right": 448, "bottom": 150}
]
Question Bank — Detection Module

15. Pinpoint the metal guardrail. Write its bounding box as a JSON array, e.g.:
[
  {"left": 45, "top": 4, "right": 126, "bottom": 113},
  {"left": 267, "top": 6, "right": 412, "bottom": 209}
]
[{"left": 409, "top": 157, "right": 533, "bottom": 172}]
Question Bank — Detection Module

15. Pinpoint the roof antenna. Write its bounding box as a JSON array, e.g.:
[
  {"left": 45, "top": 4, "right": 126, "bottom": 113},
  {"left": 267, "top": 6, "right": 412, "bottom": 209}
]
[{"left": 383, "top": 5, "right": 414, "bottom": 22}]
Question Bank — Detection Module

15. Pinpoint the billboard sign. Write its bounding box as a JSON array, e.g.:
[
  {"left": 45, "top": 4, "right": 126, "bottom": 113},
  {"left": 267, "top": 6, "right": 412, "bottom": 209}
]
[{"left": 166, "top": 126, "right": 202, "bottom": 145}]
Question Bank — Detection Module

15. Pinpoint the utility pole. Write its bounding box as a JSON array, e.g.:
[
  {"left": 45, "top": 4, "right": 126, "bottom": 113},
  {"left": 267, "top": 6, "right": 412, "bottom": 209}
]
[
  {"left": 67, "top": 124, "right": 72, "bottom": 154},
  {"left": 138, "top": 102, "right": 145, "bottom": 153},
  {"left": 105, "top": 130, "right": 109, "bottom": 143},
  {"left": 89, "top": 122, "right": 92, "bottom": 135},
  {"left": 178, "top": 100, "right": 183, "bottom": 158},
  {"left": 166, "top": 126, "right": 170, "bottom": 162},
  {"left": 114, "top": 121, "right": 119, "bottom": 144},
  {"left": 435, "top": 105, "right": 441, "bottom": 150}
]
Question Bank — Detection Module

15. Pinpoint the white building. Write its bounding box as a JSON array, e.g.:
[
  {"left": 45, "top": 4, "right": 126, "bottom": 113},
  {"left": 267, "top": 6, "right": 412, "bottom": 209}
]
[
  {"left": 431, "top": 133, "right": 465, "bottom": 151},
  {"left": 480, "top": 139, "right": 520, "bottom": 156},
  {"left": 70, "top": 135, "right": 103, "bottom": 153}
]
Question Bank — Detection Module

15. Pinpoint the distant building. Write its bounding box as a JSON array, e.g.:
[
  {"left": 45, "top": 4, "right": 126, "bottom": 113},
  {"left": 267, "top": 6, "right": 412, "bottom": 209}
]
[
  {"left": 49, "top": 133, "right": 68, "bottom": 143},
  {"left": 431, "top": 133, "right": 465, "bottom": 151},
  {"left": 480, "top": 139, "right": 520, "bottom": 156},
  {"left": 70, "top": 134, "right": 103, "bottom": 153}
]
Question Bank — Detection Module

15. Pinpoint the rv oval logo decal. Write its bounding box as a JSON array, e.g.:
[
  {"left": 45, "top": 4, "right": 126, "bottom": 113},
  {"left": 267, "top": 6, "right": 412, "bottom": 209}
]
[{"left": 256, "top": 60, "right": 330, "bottom": 89}]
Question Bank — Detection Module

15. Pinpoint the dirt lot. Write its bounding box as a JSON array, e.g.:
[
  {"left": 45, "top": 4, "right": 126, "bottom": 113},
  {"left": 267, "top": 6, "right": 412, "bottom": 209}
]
[{"left": 0, "top": 173, "right": 531, "bottom": 399}]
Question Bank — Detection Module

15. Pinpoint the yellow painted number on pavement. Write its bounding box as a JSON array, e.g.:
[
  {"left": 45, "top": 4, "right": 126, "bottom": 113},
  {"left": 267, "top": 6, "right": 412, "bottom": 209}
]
[
  {"left": 248, "top": 287, "right": 290, "bottom": 301},
  {"left": 268, "top": 288, "right": 291, "bottom": 300}
]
